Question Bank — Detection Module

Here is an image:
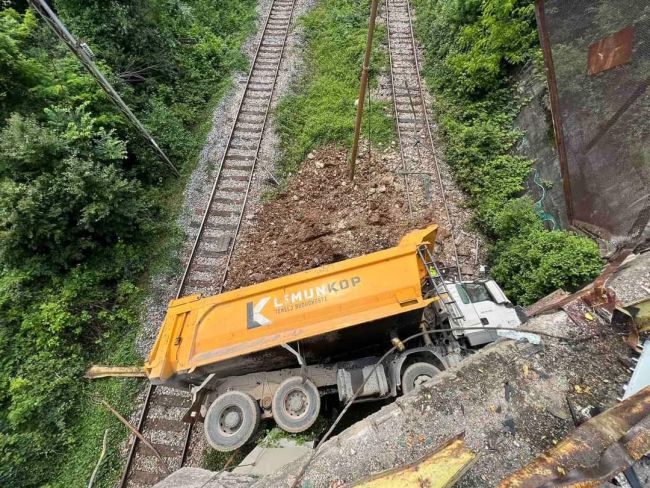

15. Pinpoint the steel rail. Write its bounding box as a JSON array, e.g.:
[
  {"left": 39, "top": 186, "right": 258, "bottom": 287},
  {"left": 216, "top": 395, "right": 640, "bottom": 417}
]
[
  {"left": 119, "top": 0, "right": 296, "bottom": 485},
  {"left": 402, "top": 0, "right": 462, "bottom": 280},
  {"left": 175, "top": 0, "right": 281, "bottom": 300},
  {"left": 119, "top": 384, "right": 155, "bottom": 488},
  {"left": 385, "top": 0, "right": 415, "bottom": 221},
  {"left": 217, "top": 0, "right": 297, "bottom": 294}
]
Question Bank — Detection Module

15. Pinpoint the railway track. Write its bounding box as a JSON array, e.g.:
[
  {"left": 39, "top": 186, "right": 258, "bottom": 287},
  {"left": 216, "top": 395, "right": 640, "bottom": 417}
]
[
  {"left": 384, "top": 0, "right": 463, "bottom": 279},
  {"left": 119, "top": 0, "right": 296, "bottom": 485}
]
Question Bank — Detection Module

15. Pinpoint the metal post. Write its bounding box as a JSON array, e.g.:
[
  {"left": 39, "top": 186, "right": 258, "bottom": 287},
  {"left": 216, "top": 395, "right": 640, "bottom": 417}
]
[
  {"left": 349, "top": 0, "right": 380, "bottom": 180},
  {"left": 534, "top": 0, "right": 572, "bottom": 222},
  {"left": 28, "top": 0, "right": 180, "bottom": 178}
]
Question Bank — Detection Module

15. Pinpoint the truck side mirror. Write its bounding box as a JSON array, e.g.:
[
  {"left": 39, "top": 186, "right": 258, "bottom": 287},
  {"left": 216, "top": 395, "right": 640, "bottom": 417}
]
[{"left": 485, "top": 280, "right": 509, "bottom": 304}]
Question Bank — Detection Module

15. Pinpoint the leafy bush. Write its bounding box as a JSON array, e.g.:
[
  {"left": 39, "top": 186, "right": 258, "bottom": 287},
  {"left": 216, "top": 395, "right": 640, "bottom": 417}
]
[
  {"left": 482, "top": 196, "right": 541, "bottom": 240},
  {"left": 491, "top": 229, "right": 602, "bottom": 304},
  {"left": 0, "top": 109, "right": 150, "bottom": 269},
  {"left": 412, "top": 0, "right": 602, "bottom": 304},
  {"left": 0, "top": 2, "right": 256, "bottom": 486}
]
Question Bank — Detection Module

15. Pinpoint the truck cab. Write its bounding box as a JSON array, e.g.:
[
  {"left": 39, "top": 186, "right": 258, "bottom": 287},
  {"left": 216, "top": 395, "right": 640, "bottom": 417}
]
[{"left": 446, "top": 279, "right": 522, "bottom": 347}]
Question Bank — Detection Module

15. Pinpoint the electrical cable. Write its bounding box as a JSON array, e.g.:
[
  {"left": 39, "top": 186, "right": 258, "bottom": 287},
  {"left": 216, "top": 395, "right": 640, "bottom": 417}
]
[{"left": 28, "top": 0, "right": 180, "bottom": 177}]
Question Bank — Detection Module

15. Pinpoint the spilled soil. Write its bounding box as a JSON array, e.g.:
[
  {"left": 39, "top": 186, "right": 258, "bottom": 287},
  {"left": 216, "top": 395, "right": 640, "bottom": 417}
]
[{"left": 225, "top": 144, "right": 438, "bottom": 290}]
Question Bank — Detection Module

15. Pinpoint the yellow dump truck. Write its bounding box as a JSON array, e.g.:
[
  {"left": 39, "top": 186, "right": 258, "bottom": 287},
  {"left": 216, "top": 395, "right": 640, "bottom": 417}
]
[{"left": 146, "top": 225, "right": 522, "bottom": 451}]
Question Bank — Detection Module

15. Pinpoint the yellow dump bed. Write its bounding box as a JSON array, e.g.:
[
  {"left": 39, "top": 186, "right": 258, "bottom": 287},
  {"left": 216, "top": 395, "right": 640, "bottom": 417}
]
[{"left": 145, "top": 225, "right": 438, "bottom": 384}]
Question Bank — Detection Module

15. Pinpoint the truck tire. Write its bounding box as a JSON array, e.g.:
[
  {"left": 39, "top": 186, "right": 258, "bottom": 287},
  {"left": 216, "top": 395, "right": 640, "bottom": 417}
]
[
  {"left": 272, "top": 376, "right": 320, "bottom": 433},
  {"left": 402, "top": 362, "right": 441, "bottom": 394},
  {"left": 204, "top": 391, "right": 260, "bottom": 452}
]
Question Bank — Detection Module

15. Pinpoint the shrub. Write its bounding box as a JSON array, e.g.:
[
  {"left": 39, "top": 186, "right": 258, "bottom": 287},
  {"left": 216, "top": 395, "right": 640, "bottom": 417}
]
[{"left": 491, "top": 229, "right": 602, "bottom": 305}]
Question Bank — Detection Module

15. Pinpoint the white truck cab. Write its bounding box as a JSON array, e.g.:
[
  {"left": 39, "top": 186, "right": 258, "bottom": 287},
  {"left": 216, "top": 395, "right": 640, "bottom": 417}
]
[{"left": 446, "top": 279, "right": 523, "bottom": 346}]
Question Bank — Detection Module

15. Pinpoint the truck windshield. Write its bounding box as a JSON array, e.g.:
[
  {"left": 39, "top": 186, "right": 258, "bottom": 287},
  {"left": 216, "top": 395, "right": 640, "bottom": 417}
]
[{"left": 456, "top": 283, "right": 492, "bottom": 304}]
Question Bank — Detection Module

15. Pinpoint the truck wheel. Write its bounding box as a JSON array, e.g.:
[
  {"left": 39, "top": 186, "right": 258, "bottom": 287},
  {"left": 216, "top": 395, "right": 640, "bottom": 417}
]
[
  {"left": 272, "top": 377, "right": 320, "bottom": 433},
  {"left": 402, "top": 362, "right": 441, "bottom": 394},
  {"left": 204, "top": 391, "right": 260, "bottom": 452}
]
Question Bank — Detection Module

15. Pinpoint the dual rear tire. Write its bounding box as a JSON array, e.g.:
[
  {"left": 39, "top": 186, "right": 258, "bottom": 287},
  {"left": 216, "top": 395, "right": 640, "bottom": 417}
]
[
  {"left": 204, "top": 377, "right": 320, "bottom": 451},
  {"left": 401, "top": 362, "right": 441, "bottom": 394}
]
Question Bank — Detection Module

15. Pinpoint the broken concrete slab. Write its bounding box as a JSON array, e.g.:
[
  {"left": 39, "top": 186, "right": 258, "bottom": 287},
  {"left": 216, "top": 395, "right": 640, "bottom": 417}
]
[
  {"left": 232, "top": 438, "right": 313, "bottom": 476},
  {"left": 254, "top": 310, "right": 631, "bottom": 487},
  {"left": 152, "top": 468, "right": 255, "bottom": 488}
]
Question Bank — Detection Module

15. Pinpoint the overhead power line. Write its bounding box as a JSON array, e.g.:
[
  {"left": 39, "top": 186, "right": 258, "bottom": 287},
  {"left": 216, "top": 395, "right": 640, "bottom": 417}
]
[{"left": 27, "top": 0, "right": 180, "bottom": 178}]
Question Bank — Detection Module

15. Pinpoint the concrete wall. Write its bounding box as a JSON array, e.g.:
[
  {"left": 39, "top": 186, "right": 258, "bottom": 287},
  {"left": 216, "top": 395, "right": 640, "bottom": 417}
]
[{"left": 513, "top": 62, "right": 569, "bottom": 231}]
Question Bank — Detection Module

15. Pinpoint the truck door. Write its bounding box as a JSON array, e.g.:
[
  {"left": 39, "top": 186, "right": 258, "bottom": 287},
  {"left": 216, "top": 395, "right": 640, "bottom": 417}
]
[
  {"left": 459, "top": 281, "right": 521, "bottom": 346},
  {"left": 483, "top": 280, "right": 521, "bottom": 329},
  {"left": 455, "top": 282, "right": 502, "bottom": 346},
  {"left": 447, "top": 283, "right": 481, "bottom": 338}
]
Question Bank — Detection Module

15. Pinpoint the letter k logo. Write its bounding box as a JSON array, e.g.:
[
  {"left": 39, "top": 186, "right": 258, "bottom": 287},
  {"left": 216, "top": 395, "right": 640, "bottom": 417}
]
[{"left": 247, "top": 297, "right": 271, "bottom": 329}]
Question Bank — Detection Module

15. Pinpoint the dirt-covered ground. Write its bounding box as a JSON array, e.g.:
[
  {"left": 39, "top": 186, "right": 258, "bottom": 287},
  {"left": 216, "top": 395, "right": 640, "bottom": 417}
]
[
  {"left": 225, "top": 144, "right": 433, "bottom": 288},
  {"left": 226, "top": 144, "right": 451, "bottom": 290}
]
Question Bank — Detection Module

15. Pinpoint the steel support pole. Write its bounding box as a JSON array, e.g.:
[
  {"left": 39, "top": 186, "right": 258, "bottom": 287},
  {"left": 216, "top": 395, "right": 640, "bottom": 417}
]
[{"left": 349, "top": 0, "right": 379, "bottom": 180}]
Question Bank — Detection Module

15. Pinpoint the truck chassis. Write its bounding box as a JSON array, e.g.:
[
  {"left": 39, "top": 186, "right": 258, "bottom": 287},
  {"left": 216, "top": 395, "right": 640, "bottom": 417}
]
[{"left": 188, "top": 301, "right": 465, "bottom": 451}]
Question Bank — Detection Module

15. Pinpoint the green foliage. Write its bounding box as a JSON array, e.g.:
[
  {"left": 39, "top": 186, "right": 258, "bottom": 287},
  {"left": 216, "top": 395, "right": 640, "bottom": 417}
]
[
  {"left": 415, "top": 0, "right": 536, "bottom": 98},
  {"left": 275, "top": 0, "right": 392, "bottom": 177},
  {"left": 0, "top": 2, "right": 256, "bottom": 486},
  {"left": 491, "top": 228, "right": 603, "bottom": 305},
  {"left": 482, "top": 196, "right": 541, "bottom": 240},
  {"left": 0, "top": 109, "right": 150, "bottom": 270},
  {"left": 0, "top": 9, "right": 49, "bottom": 115},
  {"left": 412, "top": 0, "right": 602, "bottom": 304}
]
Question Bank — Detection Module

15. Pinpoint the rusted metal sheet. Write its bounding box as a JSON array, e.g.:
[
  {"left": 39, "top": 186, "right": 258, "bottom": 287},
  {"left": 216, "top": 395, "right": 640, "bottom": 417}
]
[
  {"left": 498, "top": 386, "right": 650, "bottom": 487},
  {"left": 613, "top": 296, "right": 650, "bottom": 352},
  {"left": 588, "top": 26, "right": 635, "bottom": 76},
  {"left": 618, "top": 296, "right": 650, "bottom": 332},
  {"left": 535, "top": 1, "right": 650, "bottom": 244},
  {"left": 350, "top": 434, "right": 475, "bottom": 488}
]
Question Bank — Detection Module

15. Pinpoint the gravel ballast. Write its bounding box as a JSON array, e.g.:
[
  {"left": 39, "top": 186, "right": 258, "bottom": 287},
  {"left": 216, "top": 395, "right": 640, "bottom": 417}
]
[{"left": 128, "top": 0, "right": 316, "bottom": 470}]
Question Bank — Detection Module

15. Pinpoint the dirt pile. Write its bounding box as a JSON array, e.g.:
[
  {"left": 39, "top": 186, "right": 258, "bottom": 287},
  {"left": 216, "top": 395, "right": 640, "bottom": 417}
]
[{"left": 226, "top": 144, "right": 436, "bottom": 289}]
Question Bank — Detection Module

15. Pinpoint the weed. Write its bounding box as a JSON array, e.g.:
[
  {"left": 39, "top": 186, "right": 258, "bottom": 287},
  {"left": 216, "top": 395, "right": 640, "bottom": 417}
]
[{"left": 275, "top": 0, "right": 394, "bottom": 179}]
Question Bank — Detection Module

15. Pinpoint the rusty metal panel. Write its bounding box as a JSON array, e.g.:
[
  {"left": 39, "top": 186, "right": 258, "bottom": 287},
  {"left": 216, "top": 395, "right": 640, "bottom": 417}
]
[
  {"left": 498, "top": 386, "right": 650, "bottom": 487},
  {"left": 536, "top": 0, "right": 650, "bottom": 246},
  {"left": 588, "top": 26, "right": 635, "bottom": 75}
]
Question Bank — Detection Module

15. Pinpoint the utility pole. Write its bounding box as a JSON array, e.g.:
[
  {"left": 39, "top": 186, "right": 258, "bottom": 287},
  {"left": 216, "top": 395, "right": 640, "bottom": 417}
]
[
  {"left": 28, "top": 0, "right": 180, "bottom": 177},
  {"left": 349, "top": 0, "right": 379, "bottom": 180}
]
